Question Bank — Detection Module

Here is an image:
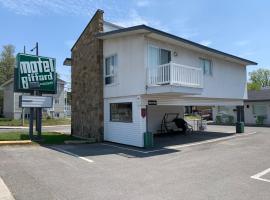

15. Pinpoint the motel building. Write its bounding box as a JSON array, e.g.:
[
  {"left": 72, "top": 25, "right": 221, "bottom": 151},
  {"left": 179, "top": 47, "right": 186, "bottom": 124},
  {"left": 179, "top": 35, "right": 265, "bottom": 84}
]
[{"left": 64, "top": 10, "right": 257, "bottom": 147}]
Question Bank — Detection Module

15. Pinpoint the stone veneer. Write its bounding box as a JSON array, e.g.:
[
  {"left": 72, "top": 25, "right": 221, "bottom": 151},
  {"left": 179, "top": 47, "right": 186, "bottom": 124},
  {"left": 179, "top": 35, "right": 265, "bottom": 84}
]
[{"left": 71, "top": 10, "right": 104, "bottom": 141}]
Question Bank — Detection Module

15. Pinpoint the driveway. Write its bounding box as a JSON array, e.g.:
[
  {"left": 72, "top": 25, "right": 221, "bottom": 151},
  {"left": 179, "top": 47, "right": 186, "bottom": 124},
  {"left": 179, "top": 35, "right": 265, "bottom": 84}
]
[{"left": 0, "top": 126, "right": 269, "bottom": 200}]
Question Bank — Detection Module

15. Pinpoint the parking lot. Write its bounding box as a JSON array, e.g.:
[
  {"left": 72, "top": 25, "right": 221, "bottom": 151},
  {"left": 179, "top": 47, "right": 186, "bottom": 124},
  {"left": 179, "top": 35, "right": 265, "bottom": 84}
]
[{"left": 0, "top": 126, "right": 269, "bottom": 200}]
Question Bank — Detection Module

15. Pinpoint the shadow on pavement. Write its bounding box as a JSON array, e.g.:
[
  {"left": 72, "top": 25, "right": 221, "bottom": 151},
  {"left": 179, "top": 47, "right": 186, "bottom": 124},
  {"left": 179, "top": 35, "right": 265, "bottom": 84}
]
[{"left": 45, "top": 131, "right": 236, "bottom": 158}]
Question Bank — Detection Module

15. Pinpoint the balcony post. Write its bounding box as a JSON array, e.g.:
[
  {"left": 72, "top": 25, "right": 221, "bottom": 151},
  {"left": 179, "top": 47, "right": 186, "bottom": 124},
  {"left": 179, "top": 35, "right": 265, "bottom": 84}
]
[{"left": 169, "top": 61, "right": 173, "bottom": 85}]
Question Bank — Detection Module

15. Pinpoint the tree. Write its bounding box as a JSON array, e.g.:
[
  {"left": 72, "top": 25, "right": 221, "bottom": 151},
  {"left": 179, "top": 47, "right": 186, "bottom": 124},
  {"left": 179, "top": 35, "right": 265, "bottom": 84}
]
[
  {"left": 247, "top": 82, "right": 261, "bottom": 91},
  {"left": 0, "top": 44, "right": 15, "bottom": 115},
  {"left": 249, "top": 68, "right": 270, "bottom": 89},
  {"left": 0, "top": 44, "right": 15, "bottom": 85}
]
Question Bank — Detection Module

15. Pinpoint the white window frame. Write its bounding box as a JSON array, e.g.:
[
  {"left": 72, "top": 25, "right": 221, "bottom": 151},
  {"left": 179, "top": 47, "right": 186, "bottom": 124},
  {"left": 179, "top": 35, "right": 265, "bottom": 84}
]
[
  {"left": 104, "top": 54, "right": 117, "bottom": 86},
  {"left": 148, "top": 44, "right": 172, "bottom": 68},
  {"left": 200, "top": 58, "right": 213, "bottom": 76}
]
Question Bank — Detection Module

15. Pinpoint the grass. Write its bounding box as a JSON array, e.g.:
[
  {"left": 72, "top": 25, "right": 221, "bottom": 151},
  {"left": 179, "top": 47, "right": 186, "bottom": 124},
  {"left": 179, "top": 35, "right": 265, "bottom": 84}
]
[
  {"left": 0, "top": 132, "right": 82, "bottom": 144},
  {"left": 184, "top": 115, "right": 202, "bottom": 120},
  {"left": 0, "top": 118, "right": 71, "bottom": 126}
]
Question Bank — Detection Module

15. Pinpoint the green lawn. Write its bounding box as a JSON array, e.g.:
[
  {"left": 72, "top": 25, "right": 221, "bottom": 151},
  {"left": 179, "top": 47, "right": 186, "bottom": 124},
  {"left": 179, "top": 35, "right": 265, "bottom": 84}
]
[
  {"left": 184, "top": 115, "right": 202, "bottom": 120},
  {"left": 0, "top": 118, "right": 71, "bottom": 126},
  {"left": 0, "top": 132, "right": 81, "bottom": 144}
]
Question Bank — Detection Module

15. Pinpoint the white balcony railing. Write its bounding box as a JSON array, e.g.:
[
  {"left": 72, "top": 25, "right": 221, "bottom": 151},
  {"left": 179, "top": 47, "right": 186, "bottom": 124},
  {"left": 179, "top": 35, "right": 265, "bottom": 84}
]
[{"left": 148, "top": 62, "right": 203, "bottom": 88}]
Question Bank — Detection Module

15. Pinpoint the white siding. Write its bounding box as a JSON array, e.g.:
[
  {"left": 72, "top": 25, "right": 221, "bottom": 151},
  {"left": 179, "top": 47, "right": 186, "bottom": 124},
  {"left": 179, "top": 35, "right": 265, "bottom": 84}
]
[
  {"left": 244, "top": 102, "right": 270, "bottom": 125},
  {"left": 142, "top": 95, "right": 243, "bottom": 106},
  {"left": 103, "top": 34, "right": 146, "bottom": 98},
  {"left": 146, "top": 38, "right": 247, "bottom": 100},
  {"left": 147, "top": 105, "right": 184, "bottom": 134},
  {"left": 104, "top": 96, "right": 146, "bottom": 147},
  {"left": 3, "top": 83, "right": 14, "bottom": 119}
]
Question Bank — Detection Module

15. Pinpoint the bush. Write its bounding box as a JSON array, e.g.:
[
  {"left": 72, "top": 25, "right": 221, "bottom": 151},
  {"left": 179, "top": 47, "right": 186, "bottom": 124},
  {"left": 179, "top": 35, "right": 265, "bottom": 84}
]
[
  {"left": 256, "top": 116, "right": 266, "bottom": 125},
  {"left": 216, "top": 115, "right": 222, "bottom": 124},
  {"left": 228, "top": 115, "right": 234, "bottom": 124},
  {"left": 0, "top": 118, "right": 12, "bottom": 122},
  {"left": 46, "top": 116, "right": 52, "bottom": 120}
]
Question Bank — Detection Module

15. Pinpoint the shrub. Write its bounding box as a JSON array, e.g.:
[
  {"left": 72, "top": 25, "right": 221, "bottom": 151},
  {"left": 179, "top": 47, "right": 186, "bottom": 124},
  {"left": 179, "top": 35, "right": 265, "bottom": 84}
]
[
  {"left": 256, "top": 115, "right": 266, "bottom": 125},
  {"left": 216, "top": 115, "right": 222, "bottom": 124}
]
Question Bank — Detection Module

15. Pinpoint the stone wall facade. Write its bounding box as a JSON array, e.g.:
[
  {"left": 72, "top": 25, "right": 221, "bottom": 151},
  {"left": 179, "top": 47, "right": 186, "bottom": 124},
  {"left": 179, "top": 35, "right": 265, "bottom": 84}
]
[{"left": 71, "top": 10, "right": 104, "bottom": 141}]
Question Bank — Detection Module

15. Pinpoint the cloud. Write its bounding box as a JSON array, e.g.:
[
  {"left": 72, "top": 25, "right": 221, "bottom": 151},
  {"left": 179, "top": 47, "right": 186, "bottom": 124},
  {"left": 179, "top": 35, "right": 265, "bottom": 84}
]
[
  {"left": 168, "top": 18, "right": 198, "bottom": 39},
  {"left": 112, "top": 9, "right": 168, "bottom": 31},
  {"left": 234, "top": 40, "right": 250, "bottom": 46},
  {"left": 136, "top": 0, "right": 150, "bottom": 7},
  {"left": 0, "top": 0, "right": 105, "bottom": 16},
  {"left": 199, "top": 40, "right": 212, "bottom": 47}
]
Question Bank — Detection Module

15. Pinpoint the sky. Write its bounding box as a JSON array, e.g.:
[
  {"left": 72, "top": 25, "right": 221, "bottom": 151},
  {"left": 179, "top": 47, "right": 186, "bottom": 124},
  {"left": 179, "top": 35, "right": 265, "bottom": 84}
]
[{"left": 0, "top": 0, "right": 269, "bottom": 87}]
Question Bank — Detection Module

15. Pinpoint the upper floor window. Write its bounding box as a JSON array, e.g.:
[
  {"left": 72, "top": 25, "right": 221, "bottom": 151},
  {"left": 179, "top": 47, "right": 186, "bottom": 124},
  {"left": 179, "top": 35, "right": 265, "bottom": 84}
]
[
  {"left": 148, "top": 46, "right": 171, "bottom": 67},
  {"left": 105, "top": 55, "right": 117, "bottom": 85},
  {"left": 200, "top": 58, "right": 212, "bottom": 76}
]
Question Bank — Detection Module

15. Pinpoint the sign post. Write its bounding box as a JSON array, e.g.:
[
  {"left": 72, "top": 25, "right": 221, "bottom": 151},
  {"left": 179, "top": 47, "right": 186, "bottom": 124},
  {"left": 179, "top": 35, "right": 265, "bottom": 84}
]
[{"left": 14, "top": 49, "right": 57, "bottom": 140}]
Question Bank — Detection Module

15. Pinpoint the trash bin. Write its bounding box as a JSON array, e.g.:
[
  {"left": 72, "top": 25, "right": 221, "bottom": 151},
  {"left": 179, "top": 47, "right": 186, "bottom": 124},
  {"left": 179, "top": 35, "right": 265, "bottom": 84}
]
[
  {"left": 144, "top": 132, "right": 154, "bottom": 148},
  {"left": 236, "top": 122, "right": 244, "bottom": 133}
]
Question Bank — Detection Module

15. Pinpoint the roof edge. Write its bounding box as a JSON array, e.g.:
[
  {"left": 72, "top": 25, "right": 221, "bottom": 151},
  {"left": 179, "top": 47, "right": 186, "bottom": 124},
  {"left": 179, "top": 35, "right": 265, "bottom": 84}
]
[
  {"left": 71, "top": 9, "right": 104, "bottom": 51},
  {"left": 97, "top": 24, "right": 257, "bottom": 66}
]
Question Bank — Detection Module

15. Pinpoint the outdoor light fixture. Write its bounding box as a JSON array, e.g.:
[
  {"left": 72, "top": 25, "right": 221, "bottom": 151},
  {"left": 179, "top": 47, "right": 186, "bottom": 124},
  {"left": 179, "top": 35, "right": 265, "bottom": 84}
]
[{"left": 173, "top": 51, "right": 178, "bottom": 57}]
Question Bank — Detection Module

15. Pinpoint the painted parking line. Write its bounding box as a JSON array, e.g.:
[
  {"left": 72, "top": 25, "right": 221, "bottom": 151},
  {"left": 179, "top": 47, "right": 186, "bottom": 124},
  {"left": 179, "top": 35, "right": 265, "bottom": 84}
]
[
  {"left": 50, "top": 147, "right": 94, "bottom": 163},
  {"left": 0, "top": 177, "right": 15, "bottom": 200},
  {"left": 102, "top": 132, "right": 257, "bottom": 154},
  {"left": 251, "top": 168, "right": 270, "bottom": 183}
]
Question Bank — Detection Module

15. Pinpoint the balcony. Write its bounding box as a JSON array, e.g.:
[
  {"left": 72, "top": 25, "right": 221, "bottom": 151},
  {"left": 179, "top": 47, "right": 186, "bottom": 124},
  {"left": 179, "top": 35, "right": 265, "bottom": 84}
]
[{"left": 147, "top": 62, "right": 203, "bottom": 94}]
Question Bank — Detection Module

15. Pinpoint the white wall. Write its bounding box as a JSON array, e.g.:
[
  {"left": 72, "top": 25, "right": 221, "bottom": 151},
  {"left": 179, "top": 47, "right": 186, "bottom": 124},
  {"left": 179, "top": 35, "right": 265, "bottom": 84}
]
[
  {"left": 104, "top": 96, "right": 146, "bottom": 147},
  {"left": 146, "top": 38, "right": 247, "bottom": 100},
  {"left": 212, "top": 106, "right": 237, "bottom": 123},
  {"left": 3, "top": 83, "right": 14, "bottom": 119},
  {"left": 244, "top": 102, "right": 270, "bottom": 125},
  {"left": 147, "top": 105, "right": 184, "bottom": 133},
  {"left": 103, "top": 34, "right": 146, "bottom": 98},
  {"left": 103, "top": 35, "right": 247, "bottom": 100}
]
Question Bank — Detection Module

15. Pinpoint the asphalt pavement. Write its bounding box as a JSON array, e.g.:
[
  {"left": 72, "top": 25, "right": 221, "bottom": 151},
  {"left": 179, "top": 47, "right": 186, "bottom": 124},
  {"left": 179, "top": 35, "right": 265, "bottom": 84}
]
[{"left": 0, "top": 126, "right": 269, "bottom": 200}]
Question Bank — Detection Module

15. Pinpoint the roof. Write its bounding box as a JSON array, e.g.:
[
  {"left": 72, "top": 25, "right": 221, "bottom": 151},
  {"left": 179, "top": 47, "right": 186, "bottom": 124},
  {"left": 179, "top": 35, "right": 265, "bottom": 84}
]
[
  {"left": 97, "top": 25, "right": 257, "bottom": 66},
  {"left": 0, "top": 78, "right": 66, "bottom": 89},
  {"left": 63, "top": 58, "right": 72, "bottom": 66},
  {"left": 246, "top": 89, "right": 270, "bottom": 102}
]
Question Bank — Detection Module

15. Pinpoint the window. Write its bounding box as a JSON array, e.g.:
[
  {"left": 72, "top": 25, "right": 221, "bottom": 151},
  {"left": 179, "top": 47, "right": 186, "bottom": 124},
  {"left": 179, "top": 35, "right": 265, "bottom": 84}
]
[
  {"left": 253, "top": 104, "right": 267, "bottom": 117},
  {"left": 105, "top": 55, "right": 117, "bottom": 85},
  {"left": 148, "top": 46, "right": 171, "bottom": 67},
  {"left": 200, "top": 58, "right": 212, "bottom": 75},
  {"left": 55, "top": 99, "right": 59, "bottom": 104},
  {"left": 110, "top": 102, "right": 132, "bottom": 122}
]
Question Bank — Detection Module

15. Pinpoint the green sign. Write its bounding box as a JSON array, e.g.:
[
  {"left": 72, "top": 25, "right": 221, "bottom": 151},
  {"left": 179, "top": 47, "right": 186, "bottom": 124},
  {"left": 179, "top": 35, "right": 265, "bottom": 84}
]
[{"left": 14, "top": 53, "right": 57, "bottom": 94}]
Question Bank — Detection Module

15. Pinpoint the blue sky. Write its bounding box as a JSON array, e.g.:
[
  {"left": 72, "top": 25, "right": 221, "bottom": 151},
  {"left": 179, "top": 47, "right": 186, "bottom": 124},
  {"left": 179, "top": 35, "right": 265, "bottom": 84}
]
[{"left": 0, "top": 0, "right": 269, "bottom": 86}]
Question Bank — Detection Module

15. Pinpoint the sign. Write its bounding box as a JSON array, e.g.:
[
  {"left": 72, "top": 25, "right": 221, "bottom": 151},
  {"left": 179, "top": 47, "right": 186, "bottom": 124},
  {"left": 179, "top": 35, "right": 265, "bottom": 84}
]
[
  {"left": 19, "top": 95, "right": 53, "bottom": 108},
  {"left": 14, "top": 53, "right": 57, "bottom": 93},
  {"left": 148, "top": 100, "right": 157, "bottom": 105}
]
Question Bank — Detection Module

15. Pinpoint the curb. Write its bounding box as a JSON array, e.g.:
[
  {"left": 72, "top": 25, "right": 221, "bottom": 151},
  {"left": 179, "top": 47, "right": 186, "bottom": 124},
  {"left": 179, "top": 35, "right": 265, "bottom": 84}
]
[
  {"left": 0, "top": 140, "right": 34, "bottom": 146},
  {"left": 0, "top": 124, "right": 70, "bottom": 129}
]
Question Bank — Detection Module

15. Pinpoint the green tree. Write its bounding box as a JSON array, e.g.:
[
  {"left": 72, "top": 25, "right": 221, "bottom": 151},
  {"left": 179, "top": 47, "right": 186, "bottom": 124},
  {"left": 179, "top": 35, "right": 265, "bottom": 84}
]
[
  {"left": 0, "top": 44, "right": 15, "bottom": 85},
  {"left": 247, "top": 82, "right": 261, "bottom": 91},
  {"left": 249, "top": 68, "right": 270, "bottom": 89},
  {"left": 0, "top": 44, "right": 15, "bottom": 115}
]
